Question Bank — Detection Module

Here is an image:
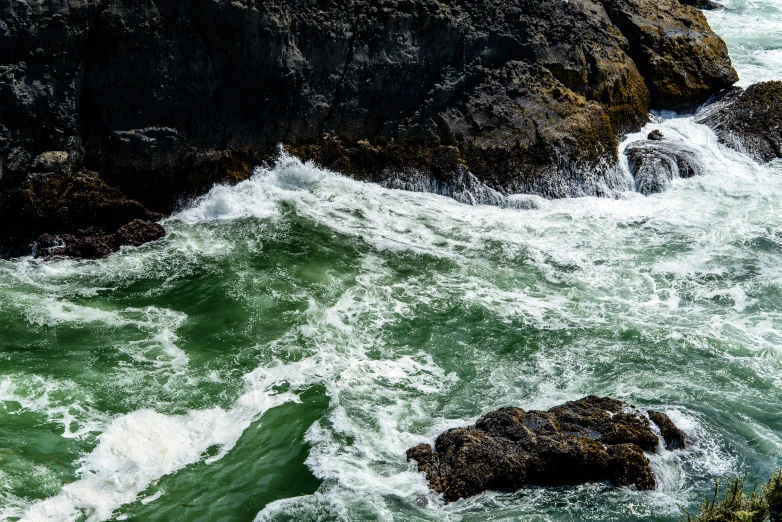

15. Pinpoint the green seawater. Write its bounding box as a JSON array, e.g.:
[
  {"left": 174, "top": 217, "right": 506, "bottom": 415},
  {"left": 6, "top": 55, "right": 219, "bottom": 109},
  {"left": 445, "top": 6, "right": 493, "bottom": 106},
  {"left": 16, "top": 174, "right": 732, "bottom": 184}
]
[{"left": 1, "top": 2, "right": 782, "bottom": 521}]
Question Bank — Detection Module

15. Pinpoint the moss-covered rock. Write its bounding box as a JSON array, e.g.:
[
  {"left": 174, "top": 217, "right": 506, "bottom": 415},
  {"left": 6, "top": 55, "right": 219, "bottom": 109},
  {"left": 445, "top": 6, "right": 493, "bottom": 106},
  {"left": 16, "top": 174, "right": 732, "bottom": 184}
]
[
  {"left": 407, "top": 396, "right": 686, "bottom": 503},
  {"left": 696, "top": 82, "right": 782, "bottom": 163},
  {"left": 598, "top": 0, "right": 738, "bottom": 111}
]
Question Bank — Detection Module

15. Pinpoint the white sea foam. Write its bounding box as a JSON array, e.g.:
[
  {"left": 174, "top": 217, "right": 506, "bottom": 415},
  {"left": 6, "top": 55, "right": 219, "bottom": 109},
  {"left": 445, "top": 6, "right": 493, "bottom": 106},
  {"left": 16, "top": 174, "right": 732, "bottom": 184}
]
[
  {"left": 18, "top": 364, "right": 300, "bottom": 522},
  {"left": 0, "top": 375, "right": 108, "bottom": 440},
  {"left": 15, "top": 257, "right": 456, "bottom": 521},
  {"left": 11, "top": 121, "right": 781, "bottom": 520},
  {"left": 17, "top": 116, "right": 781, "bottom": 519}
]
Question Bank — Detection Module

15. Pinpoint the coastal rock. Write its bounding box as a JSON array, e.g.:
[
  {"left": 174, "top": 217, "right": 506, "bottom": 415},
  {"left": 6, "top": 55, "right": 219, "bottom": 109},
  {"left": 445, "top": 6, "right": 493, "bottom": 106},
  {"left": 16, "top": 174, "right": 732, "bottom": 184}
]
[
  {"left": 34, "top": 219, "right": 165, "bottom": 260},
  {"left": 406, "top": 396, "right": 686, "bottom": 502},
  {"left": 678, "top": 0, "right": 723, "bottom": 10},
  {"left": 0, "top": 169, "right": 163, "bottom": 257},
  {"left": 1, "top": 0, "right": 738, "bottom": 255},
  {"left": 696, "top": 82, "right": 782, "bottom": 163},
  {"left": 36, "top": 229, "right": 119, "bottom": 260},
  {"left": 599, "top": 0, "right": 738, "bottom": 111},
  {"left": 647, "top": 130, "right": 666, "bottom": 141},
  {"left": 115, "top": 220, "right": 166, "bottom": 248},
  {"left": 648, "top": 410, "right": 687, "bottom": 450},
  {"left": 625, "top": 139, "right": 705, "bottom": 195}
]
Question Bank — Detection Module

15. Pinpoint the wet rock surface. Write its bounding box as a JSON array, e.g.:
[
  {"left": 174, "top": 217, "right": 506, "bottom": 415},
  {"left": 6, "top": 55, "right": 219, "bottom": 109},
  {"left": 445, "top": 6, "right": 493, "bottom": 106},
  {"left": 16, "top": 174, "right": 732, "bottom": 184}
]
[
  {"left": 678, "top": 0, "right": 723, "bottom": 10},
  {"left": 625, "top": 138, "right": 705, "bottom": 195},
  {"left": 407, "top": 396, "right": 686, "bottom": 503},
  {"left": 34, "top": 220, "right": 165, "bottom": 260},
  {"left": 1, "top": 0, "right": 737, "bottom": 255},
  {"left": 600, "top": 0, "right": 737, "bottom": 112},
  {"left": 696, "top": 82, "right": 782, "bottom": 163},
  {"left": 0, "top": 169, "right": 163, "bottom": 258}
]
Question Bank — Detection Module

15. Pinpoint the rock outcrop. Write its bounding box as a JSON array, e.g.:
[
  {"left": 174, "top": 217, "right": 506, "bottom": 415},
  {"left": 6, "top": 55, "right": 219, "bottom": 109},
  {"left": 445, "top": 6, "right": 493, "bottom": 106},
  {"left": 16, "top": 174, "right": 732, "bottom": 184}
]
[
  {"left": 696, "top": 82, "right": 782, "bottom": 164},
  {"left": 0, "top": 169, "right": 163, "bottom": 258},
  {"left": 678, "top": 0, "right": 723, "bottom": 10},
  {"left": 625, "top": 134, "right": 705, "bottom": 195},
  {"left": 34, "top": 219, "right": 165, "bottom": 260},
  {"left": 599, "top": 0, "right": 736, "bottom": 111},
  {"left": 407, "top": 397, "right": 686, "bottom": 503},
  {"left": 1, "top": 0, "right": 738, "bottom": 256}
]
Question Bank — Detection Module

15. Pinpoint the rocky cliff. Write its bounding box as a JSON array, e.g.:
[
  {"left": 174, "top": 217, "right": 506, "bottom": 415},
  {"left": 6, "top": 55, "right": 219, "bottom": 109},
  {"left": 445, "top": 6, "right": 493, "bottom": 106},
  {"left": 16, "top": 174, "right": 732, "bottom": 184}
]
[{"left": 0, "top": 0, "right": 737, "bottom": 256}]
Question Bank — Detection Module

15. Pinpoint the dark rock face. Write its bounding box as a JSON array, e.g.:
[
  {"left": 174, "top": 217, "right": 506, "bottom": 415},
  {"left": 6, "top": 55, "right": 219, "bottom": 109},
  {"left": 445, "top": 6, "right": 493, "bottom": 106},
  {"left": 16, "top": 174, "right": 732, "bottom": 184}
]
[
  {"left": 625, "top": 139, "right": 705, "bottom": 195},
  {"left": 1, "top": 0, "right": 737, "bottom": 255},
  {"left": 696, "top": 82, "right": 782, "bottom": 163},
  {"left": 599, "top": 0, "right": 737, "bottom": 111},
  {"left": 116, "top": 219, "right": 166, "bottom": 248},
  {"left": 0, "top": 169, "right": 163, "bottom": 257},
  {"left": 407, "top": 396, "right": 686, "bottom": 503},
  {"left": 648, "top": 411, "right": 686, "bottom": 450},
  {"left": 35, "top": 219, "right": 165, "bottom": 260},
  {"left": 678, "top": 0, "right": 723, "bottom": 10}
]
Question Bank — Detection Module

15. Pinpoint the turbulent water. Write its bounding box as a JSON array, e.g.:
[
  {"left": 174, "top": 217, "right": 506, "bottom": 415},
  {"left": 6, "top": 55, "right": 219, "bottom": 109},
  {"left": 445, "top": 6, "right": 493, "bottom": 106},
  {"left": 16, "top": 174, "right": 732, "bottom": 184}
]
[{"left": 2, "top": 2, "right": 782, "bottom": 521}]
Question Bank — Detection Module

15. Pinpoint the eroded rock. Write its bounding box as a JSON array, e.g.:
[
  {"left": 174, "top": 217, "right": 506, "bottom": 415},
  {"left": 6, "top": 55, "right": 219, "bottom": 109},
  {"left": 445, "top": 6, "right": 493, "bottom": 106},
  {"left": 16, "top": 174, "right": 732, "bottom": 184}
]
[
  {"left": 34, "top": 220, "right": 165, "bottom": 260},
  {"left": 678, "top": 0, "right": 723, "bottom": 10},
  {"left": 625, "top": 139, "right": 705, "bottom": 195},
  {"left": 599, "top": 0, "right": 737, "bottom": 111},
  {"left": 696, "top": 82, "right": 782, "bottom": 163},
  {"left": 0, "top": 169, "right": 164, "bottom": 258},
  {"left": 407, "top": 397, "right": 686, "bottom": 502}
]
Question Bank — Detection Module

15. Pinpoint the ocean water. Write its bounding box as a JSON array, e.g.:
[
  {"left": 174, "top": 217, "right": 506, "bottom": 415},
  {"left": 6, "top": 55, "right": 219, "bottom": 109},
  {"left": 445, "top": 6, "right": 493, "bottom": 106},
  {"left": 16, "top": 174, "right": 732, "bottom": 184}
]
[
  {"left": 709, "top": 0, "right": 782, "bottom": 87},
  {"left": 1, "top": 2, "right": 781, "bottom": 521}
]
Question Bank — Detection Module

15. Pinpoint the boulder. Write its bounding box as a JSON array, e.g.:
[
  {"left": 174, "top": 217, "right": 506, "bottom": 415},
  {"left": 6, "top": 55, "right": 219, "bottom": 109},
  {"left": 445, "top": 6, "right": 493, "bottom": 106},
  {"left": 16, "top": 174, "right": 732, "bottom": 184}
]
[
  {"left": 598, "top": 0, "right": 737, "bottom": 111},
  {"left": 625, "top": 138, "right": 705, "bottom": 195},
  {"left": 696, "top": 82, "right": 782, "bottom": 163},
  {"left": 648, "top": 410, "right": 686, "bottom": 450},
  {"left": 678, "top": 0, "right": 723, "bottom": 10},
  {"left": 115, "top": 220, "right": 166, "bottom": 248},
  {"left": 407, "top": 396, "right": 686, "bottom": 503}
]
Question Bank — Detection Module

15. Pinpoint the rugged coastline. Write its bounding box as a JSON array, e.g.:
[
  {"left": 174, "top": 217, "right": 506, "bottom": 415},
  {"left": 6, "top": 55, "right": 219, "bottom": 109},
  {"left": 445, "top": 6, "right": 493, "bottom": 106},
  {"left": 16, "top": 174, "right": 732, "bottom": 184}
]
[
  {"left": 2, "top": 0, "right": 782, "bottom": 518},
  {"left": 0, "top": 0, "right": 743, "bottom": 257}
]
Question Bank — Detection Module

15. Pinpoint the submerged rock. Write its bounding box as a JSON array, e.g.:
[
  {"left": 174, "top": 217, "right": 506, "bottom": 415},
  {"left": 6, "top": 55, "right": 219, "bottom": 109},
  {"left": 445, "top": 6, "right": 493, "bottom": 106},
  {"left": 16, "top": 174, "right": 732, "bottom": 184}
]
[
  {"left": 407, "top": 396, "right": 686, "bottom": 503},
  {"left": 696, "top": 82, "right": 782, "bottom": 164},
  {"left": 625, "top": 139, "right": 705, "bottom": 195}
]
